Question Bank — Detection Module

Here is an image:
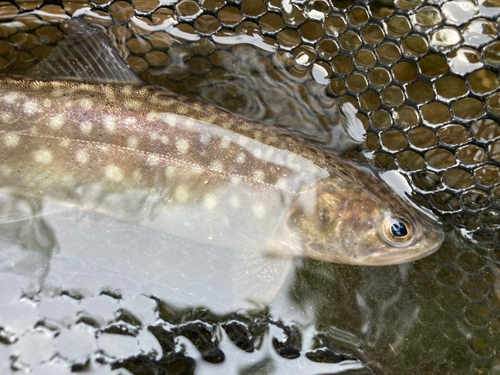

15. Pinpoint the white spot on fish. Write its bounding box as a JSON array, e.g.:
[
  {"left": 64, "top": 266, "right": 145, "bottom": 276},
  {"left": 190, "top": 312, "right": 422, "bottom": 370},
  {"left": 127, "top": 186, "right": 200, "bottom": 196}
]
[
  {"left": 230, "top": 195, "right": 240, "bottom": 208},
  {"left": 49, "top": 114, "right": 65, "bottom": 130},
  {"left": 52, "top": 89, "right": 64, "bottom": 98},
  {"left": 125, "top": 100, "right": 141, "bottom": 110},
  {"left": 132, "top": 170, "right": 142, "bottom": 183},
  {"left": 176, "top": 139, "right": 190, "bottom": 154},
  {"left": 146, "top": 113, "right": 159, "bottom": 122},
  {"left": 158, "top": 113, "right": 173, "bottom": 125},
  {"left": 60, "top": 139, "right": 71, "bottom": 147},
  {"left": 221, "top": 138, "right": 231, "bottom": 149},
  {"left": 105, "top": 164, "right": 124, "bottom": 182},
  {"left": 230, "top": 175, "right": 242, "bottom": 185},
  {"left": 203, "top": 193, "right": 217, "bottom": 210},
  {"left": 200, "top": 134, "right": 211, "bottom": 145},
  {"left": 99, "top": 144, "right": 110, "bottom": 153},
  {"left": 103, "top": 116, "right": 116, "bottom": 133},
  {"left": 174, "top": 185, "right": 189, "bottom": 202},
  {"left": 253, "top": 148, "right": 263, "bottom": 159},
  {"left": 165, "top": 166, "right": 176, "bottom": 179},
  {"left": 160, "top": 135, "right": 169, "bottom": 144},
  {"left": 184, "top": 118, "right": 196, "bottom": 128},
  {"left": 127, "top": 137, "right": 139, "bottom": 149},
  {"left": 4, "top": 133, "right": 20, "bottom": 147},
  {"left": 150, "top": 132, "right": 160, "bottom": 141},
  {"left": 147, "top": 154, "right": 160, "bottom": 166},
  {"left": 190, "top": 165, "right": 203, "bottom": 175},
  {"left": 276, "top": 178, "right": 288, "bottom": 190},
  {"left": 23, "top": 100, "right": 38, "bottom": 116},
  {"left": 254, "top": 170, "right": 265, "bottom": 183},
  {"left": 123, "top": 86, "right": 133, "bottom": 96},
  {"left": 75, "top": 150, "right": 88, "bottom": 164},
  {"left": 31, "top": 82, "right": 43, "bottom": 91},
  {"left": 3, "top": 93, "right": 20, "bottom": 104},
  {"left": 209, "top": 161, "right": 223, "bottom": 172},
  {"left": 80, "top": 99, "right": 93, "bottom": 110},
  {"left": 235, "top": 152, "right": 246, "bottom": 164},
  {"left": 104, "top": 87, "right": 115, "bottom": 102},
  {"left": 252, "top": 203, "right": 266, "bottom": 218},
  {"left": 80, "top": 121, "right": 93, "bottom": 135},
  {"left": 33, "top": 149, "right": 53, "bottom": 164}
]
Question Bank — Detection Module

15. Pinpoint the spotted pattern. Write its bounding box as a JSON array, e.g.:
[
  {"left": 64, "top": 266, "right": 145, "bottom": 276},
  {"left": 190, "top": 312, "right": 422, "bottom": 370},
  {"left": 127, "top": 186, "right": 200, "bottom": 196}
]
[
  {"left": 103, "top": 116, "right": 116, "bottom": 133},
  {"left": 3, "top": 133, "right": 20, "bottom": 147},
  {"left": 0, "top": 79, "right": 347, "bottom": 223},
  {"left": 105, "top": 164, "right": 124, "bottom": 182},
  {"left": 49, "top": 114, "right": 65, "bottom": 130},
  {"left": 33, "top": 149, "right": 53, "bottom": 164},
  {"left": 23, "top": 100, "right": 37, "bottom": 115}
]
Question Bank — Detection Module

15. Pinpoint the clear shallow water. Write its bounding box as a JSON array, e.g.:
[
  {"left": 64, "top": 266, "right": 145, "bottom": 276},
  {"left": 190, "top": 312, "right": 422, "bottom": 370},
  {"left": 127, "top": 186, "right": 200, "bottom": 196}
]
[{"left": 0, "top": 191, "right": 292, "bottom": 313}]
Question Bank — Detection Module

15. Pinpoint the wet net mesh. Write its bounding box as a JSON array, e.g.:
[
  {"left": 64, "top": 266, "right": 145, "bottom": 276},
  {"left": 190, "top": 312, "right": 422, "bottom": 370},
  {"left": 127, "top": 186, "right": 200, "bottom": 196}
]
[{"left": 0, "top": 0, "right": 500, "bottom": 374}]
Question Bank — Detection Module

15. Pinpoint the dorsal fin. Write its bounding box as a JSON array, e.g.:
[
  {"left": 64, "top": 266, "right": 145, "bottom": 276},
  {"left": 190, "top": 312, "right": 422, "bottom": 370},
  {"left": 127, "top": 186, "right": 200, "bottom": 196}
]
[{"left": 28, "top": 18, "right": 142, "bottom": 84}]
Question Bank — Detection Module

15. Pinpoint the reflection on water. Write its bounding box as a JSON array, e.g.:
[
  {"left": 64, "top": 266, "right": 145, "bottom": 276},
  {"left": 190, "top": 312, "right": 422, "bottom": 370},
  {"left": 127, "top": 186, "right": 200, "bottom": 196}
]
[{"left": 0, "top": 191, "right": 295, "bottom": 313}]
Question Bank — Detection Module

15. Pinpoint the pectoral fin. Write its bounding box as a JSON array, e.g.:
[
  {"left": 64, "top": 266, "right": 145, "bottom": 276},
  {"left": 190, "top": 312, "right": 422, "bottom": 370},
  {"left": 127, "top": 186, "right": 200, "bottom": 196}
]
[{"left": 231, "top": 243, "right": 294, "bottom": 310}]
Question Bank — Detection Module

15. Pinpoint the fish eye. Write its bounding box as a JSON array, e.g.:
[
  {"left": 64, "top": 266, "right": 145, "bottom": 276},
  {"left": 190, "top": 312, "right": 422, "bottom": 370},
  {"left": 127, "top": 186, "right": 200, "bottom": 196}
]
[{"left": 381, "top": 216, "right": 413, "bottom": 247}]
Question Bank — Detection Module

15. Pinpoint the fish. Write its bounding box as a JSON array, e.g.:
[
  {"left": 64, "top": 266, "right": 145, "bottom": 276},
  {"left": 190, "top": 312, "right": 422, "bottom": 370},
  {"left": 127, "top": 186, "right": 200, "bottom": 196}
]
[{"left": 0, "top": 20, "right": 444, "bottom": 307}]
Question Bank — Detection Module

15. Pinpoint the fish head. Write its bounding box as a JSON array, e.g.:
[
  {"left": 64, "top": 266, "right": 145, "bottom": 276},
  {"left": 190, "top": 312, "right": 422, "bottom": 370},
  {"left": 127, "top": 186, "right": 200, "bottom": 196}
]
[{"left": 285, "top": 178, "right": 445, "bottom": 266}]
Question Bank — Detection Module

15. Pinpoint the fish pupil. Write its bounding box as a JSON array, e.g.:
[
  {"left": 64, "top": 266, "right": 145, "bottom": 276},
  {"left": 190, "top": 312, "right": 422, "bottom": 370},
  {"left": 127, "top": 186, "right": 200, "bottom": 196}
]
[{"left": 391, "top": 221, "right": 408, "bottom": 237}]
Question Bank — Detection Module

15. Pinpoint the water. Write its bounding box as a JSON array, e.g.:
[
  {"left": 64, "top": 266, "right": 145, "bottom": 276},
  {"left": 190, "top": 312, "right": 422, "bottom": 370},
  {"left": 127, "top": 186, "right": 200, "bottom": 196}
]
[{"left": 1, "top": 192, "right": 498, "bottom": 373}]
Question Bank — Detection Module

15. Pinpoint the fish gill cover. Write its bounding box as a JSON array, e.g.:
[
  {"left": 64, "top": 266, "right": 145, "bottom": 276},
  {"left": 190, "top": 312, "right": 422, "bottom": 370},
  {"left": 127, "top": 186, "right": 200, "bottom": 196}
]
[{"left": 0, "top": 0, "right": 498, "bottom": 374}]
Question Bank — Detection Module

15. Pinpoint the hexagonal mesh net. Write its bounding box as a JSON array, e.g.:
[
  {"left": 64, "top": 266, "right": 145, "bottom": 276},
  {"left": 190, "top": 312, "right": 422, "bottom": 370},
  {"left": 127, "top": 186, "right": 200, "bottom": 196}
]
[{"left": 0, "top": 0, "right": 500, "bottom": 374}]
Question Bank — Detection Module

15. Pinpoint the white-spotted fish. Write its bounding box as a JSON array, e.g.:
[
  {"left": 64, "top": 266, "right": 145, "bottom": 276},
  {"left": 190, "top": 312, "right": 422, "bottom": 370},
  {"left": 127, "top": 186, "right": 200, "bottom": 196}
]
[{"left": 0, "top": 20, "right": 444, "bottom": 308}]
